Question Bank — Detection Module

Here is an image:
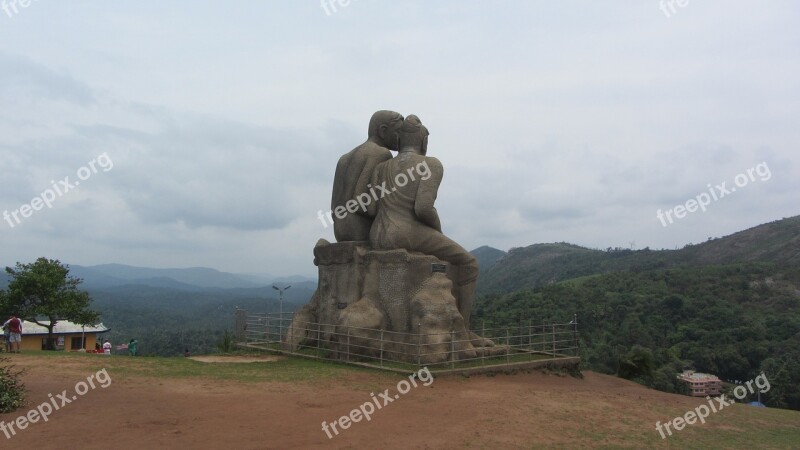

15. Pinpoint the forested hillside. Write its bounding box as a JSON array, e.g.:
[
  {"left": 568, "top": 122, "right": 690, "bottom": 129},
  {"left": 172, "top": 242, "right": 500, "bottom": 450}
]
[
  {"left": 473, "top": 262, "right": 800, "bottom": 410},
  {"left": 472, "top": 246, "right": 507, "bottom": 273},
  {"left": 0, "top": 265, "right": 316, "bottom": 357},
  {"left": 477, "top": 215, "right": 800, "bottom": 294},
  {"left": 88, "top": 284, "right": 312, "bottom": 356}
]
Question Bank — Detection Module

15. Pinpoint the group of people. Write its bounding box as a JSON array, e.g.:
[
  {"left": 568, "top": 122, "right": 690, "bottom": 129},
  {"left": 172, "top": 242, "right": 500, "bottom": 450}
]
[
  {"left": 94, "top": 338, "right": 138, "bottom": 356},
  {"left": 2, "top": 315, "right": 22, "bottom": 353},
  {"left": 94, "top": 339, "right": 113, "bottom": 354}
]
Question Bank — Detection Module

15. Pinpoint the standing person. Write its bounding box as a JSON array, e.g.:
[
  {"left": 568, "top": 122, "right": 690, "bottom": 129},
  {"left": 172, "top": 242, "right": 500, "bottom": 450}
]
[
  {"left": 128, "top": 339, "right": 138, "bottom": 356},
  {"left": 4, "top": 315, "right": 22, "bottom": 353},
  {"left": 2, "top": 318, "right": 9, "bottom": 353},
  {"left": 102, "top": 339, "right": 111, "bottom": 355}
]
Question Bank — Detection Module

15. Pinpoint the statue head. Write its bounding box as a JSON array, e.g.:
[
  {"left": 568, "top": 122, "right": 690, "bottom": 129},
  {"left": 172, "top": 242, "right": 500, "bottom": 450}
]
[
  {"left": 398, "top": 114, "right": 429, "bottom": 154},
  {"left": 368, "top": 110, "right": 404, "bottom": 151}
]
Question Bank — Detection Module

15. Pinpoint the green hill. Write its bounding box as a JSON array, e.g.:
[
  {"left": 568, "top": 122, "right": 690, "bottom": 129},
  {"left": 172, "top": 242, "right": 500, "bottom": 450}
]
[
  {"left": 471, "top": 245, "right": 507, "bottom": 273},
  {"left": 472, "top": 216, "right": 800, "bottom": 411},
  {"left": 477, "top": 215, "right": 800, "bottom": 294},
  {"left": 473, "top": 262, "right": 800, "bottom": 410}
]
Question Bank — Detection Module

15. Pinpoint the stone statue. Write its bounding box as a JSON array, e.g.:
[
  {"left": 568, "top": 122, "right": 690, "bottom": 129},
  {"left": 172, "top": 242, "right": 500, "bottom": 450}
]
[
  {"left": 369, "top": 115, "right": 479, "bottom": 326},
  {"left": 331, "top": 110, "right": 404, "bottom": 242},
  {"left": 287, "top": 111, "right": 496, "bottom": 364}
]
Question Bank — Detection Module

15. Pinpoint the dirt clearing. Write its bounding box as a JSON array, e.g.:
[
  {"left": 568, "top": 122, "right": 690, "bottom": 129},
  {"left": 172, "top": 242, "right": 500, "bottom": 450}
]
[{"left": 1, "top": 354, "right": 797, "bottom": 449}]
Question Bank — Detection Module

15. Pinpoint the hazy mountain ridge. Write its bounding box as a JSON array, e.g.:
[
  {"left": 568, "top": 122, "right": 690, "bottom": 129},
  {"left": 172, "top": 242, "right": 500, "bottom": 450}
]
[
  {"left": 477, "top": 215, "right": 800, "bottom": 294},
  {"left": 471, "top": 246, "right": 508, "bottom": 273},
  {"left": 0, "top": 263, "right": 317, "bottom": 292},
  {"left": 79, "top": 263, "right": 262, "bottom": 289}
]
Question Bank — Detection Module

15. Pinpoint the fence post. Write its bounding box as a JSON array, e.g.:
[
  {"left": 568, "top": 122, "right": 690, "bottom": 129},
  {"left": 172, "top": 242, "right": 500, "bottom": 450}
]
[
  {"left": 542, "top": 320, "right": 546, "bottom": 353},
  {"left": 288, "top": 315, "right": 293, "bottom": 351},
  {"left": 506, "top": 328, "right": 510, "bottom": 364},
  {"left": 417, "top": 322, "right": 422, "bottom": 368},
  {"left": 450, "top": 329, "right": 455, "bottom": 369},
  {"left": 380, "top": 329, "right": 384, "bottom": 368},
  {"left": 316, "top": 321, "right": 321, "bottom": 358},
  {"left": 528, "top": 319, "right": 532, "bottom": 351},
  {"left": 347, "top": 326, "right": 351, "bottom": 362},
  {"left": 552, "top": 323, "right": 556, "bottom": 357},
  {"left": 573, "top": 314, "right": 579, "bottom": 356},
  {"left": 234, "top": 308, "right": 247, "bottom": 342},
  {"left": 481, "top": 321, "right": 486, "bottom": 367}
]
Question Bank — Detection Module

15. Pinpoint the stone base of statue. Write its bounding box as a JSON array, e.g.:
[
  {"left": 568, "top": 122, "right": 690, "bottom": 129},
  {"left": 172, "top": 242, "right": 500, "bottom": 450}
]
[{"left": 286, "top": 239, "right": 500, "bottom": 364}]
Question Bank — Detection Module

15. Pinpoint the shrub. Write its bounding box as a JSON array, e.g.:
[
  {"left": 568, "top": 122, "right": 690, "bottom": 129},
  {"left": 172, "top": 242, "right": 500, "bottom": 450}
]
[
  {"left": 217, "top": 330, "right": 234, "bottom": 353},
  {"left": 0, "top": 357, "right": 26, "bottom": 413}
]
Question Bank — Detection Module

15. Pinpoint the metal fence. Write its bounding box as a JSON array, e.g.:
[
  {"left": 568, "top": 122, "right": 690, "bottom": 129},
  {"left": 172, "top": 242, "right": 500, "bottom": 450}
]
[{"left": 236, "top": 309, "right": 580, "bottom": 374}]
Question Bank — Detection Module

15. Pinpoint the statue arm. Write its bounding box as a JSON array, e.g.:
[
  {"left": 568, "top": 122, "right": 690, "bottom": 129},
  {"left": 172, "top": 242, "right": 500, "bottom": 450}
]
[
  {"left": 331, "top": 156, "right": 348, "bottom": 210},
  {"left": 366, "top": 162, "right": 382, "bottom": 217},
  {"left": 356, "top": 153, "right": 391, "bottom": 218},
  {"left": 414, "top": 157, "right": 443, "bottom": 232}
]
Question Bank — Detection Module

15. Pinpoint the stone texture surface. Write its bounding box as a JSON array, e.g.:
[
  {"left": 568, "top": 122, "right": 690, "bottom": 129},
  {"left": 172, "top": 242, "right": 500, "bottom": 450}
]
[
  {"left": 331, "top": 110, "right": 403, "bottom": 242},
  {"left": 287, "top": 112, "right": 491, "bottom": 364},
  {"left": 288, "top": 240, "right": 489, "bottom": 363}
]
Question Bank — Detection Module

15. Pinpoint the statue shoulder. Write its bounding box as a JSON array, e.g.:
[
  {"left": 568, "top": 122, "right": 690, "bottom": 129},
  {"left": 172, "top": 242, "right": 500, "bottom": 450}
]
[
  {"left": 362, "top": 142, "right": 393, "bottom": 160},
  {"left": 422, "top": 156, "right": 444, "bottom": 171}
]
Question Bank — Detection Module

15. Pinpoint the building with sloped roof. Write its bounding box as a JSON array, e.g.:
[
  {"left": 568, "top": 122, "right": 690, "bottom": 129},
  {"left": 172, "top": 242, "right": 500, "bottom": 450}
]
[{"left": 3, "top": 320, "right": 110, "bottom": 352}]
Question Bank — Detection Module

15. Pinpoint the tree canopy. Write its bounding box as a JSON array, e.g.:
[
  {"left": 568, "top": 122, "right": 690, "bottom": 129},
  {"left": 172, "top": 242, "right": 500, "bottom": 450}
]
[{"left": 2, "top": 257, "right": 100, "bottom": 350}]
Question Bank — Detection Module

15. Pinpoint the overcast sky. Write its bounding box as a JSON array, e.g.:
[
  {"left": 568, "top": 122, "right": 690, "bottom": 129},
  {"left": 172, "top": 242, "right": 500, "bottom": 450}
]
[{"left": 0, "top": 1, "right": 798, "bottom": 277}]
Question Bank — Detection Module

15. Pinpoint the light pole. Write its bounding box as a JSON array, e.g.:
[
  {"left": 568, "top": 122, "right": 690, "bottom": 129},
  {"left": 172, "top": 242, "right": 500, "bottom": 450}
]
[{"left": 272, "top": 284, "right": 291, "bottom": 337}]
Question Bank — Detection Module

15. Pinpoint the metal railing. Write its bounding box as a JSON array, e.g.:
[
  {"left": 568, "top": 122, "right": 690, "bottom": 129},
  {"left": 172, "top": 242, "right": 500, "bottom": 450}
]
[{"left": 237, "top": 310, "right": 579, "bottom": 373}]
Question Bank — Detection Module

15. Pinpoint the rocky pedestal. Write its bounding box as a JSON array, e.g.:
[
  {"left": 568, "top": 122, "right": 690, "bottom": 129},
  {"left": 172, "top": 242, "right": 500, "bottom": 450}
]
[{"left": 287, "top": 239, "right": 493, "bottom": 364}]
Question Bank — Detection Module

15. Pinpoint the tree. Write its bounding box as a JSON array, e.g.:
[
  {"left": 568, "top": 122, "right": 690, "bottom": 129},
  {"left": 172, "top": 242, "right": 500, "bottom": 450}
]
[{"left": 2, "top": 258, "right": 100, "bottom": 350}]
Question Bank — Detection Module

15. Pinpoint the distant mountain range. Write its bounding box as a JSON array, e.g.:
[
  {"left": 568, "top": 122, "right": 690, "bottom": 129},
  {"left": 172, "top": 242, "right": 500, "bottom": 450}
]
[
  {"left": 3, "top": 215, "right": 798, "bottom": 296},
  {"left": 0, "top": 263, "right": 315, "bottom": 292},
  {"left": 477, "top": 215, "right": 800, "bottom": 294}
]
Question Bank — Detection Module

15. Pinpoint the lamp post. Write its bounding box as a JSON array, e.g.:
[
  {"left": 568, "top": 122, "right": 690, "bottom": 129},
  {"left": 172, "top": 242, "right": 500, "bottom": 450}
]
[{"left": 272, "top": 284, "right": 291, "bottom": 338}]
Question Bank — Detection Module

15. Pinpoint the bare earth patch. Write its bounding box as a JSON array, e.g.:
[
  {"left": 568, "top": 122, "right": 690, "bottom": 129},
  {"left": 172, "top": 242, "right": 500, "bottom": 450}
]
[
  {"left": 1, "top": 355, "right": 798, "bottom": 449},
  {"left": 188, "top": 355, "right": 284, "bottom": 363}
]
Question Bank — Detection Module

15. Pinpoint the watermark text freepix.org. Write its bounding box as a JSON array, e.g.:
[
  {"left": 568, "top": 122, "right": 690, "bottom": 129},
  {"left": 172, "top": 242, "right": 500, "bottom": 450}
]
[
  {"left": 659, "top": 0, "right": 690, "bottom": 19},
  {"left": 1, "top": 0, "right": 38, "bottom": 19},
  {"left": 655, "top": 373, "right": 770, "bottom": 439},
  {"left": 1, "top": 368, "right": 112, "bottom": 440},
  {"left": 320, "top": 0, "right": 357, "bottom": 16},
  {"left": 3, "top": 152, "right": 114, "bottom": 229},
  {"left": 656, "top": 161, "right": 771, "bottom": 227},
  {"left": 317, "top": 159, "right": 432, "bottom": 229},
  {"left": 321, "top": 366, "right": 433, "bottom": 439}
]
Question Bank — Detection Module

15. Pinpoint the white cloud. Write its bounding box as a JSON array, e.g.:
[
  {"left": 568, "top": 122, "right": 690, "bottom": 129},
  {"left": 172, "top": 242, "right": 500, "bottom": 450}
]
[{"left": 0, "top": 1, "right": 798, "bottom": 276}]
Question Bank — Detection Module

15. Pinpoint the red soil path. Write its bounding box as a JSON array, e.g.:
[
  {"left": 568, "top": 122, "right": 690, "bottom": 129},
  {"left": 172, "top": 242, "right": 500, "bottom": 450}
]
[{"left": 0, "top": 355, "right": 768, "bottom": 449}]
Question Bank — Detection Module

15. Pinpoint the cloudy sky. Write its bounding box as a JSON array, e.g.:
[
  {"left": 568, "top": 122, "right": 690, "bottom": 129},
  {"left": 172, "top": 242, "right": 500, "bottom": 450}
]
[{"left": 0, "top": 1, "right": 797, "bottom": 277}]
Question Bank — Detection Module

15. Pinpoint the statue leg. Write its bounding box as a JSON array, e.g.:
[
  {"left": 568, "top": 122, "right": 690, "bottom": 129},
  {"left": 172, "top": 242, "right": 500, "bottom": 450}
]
[{"left": 407, "top": 227, "right": 482, "bottom": 328}]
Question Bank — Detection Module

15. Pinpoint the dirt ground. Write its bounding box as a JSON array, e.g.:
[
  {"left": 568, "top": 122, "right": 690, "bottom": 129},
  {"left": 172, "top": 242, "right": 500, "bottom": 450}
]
[
  {"left": 0, "top": 355, "right": 792, "bottom": 449},
  {"left": 188, "top": 355, "right": 284, "bottom": 363}
]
